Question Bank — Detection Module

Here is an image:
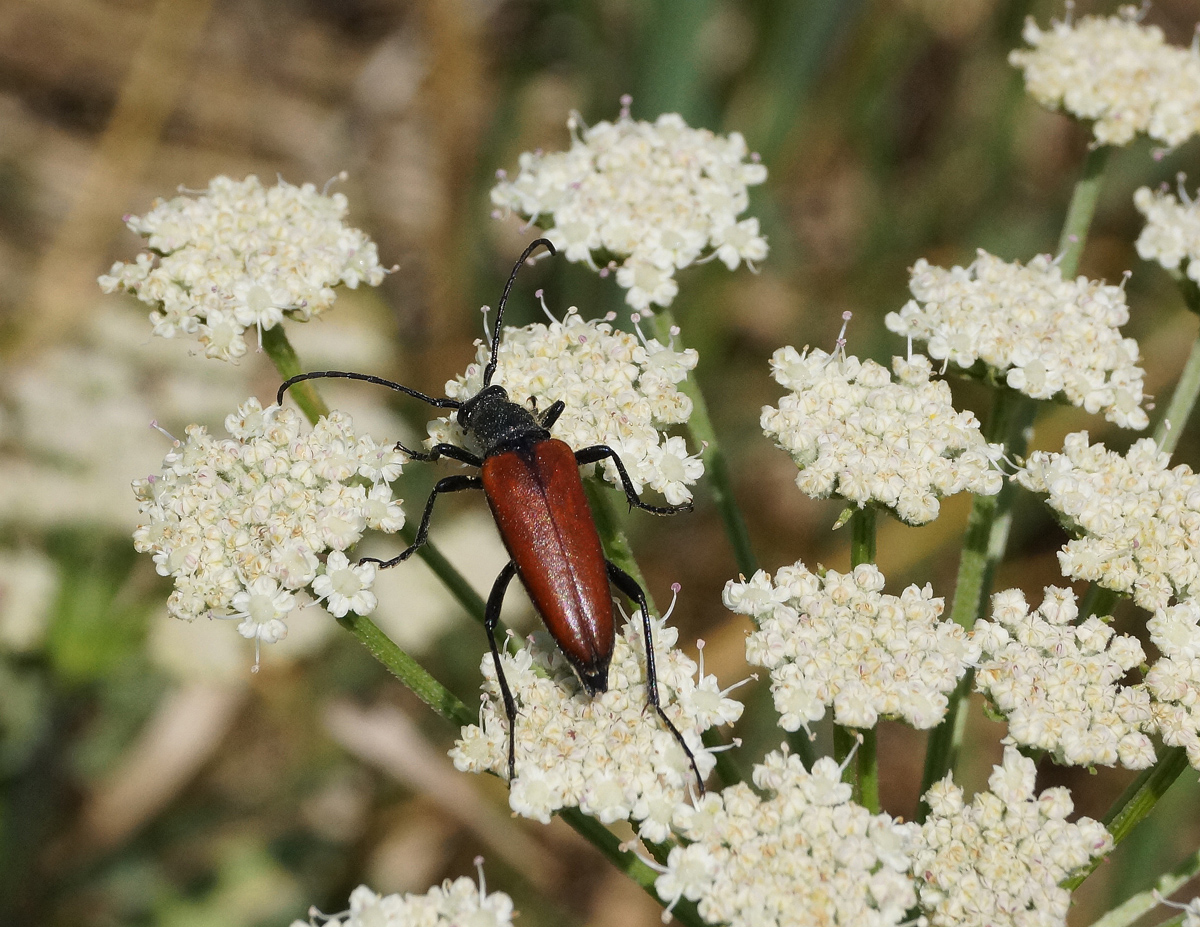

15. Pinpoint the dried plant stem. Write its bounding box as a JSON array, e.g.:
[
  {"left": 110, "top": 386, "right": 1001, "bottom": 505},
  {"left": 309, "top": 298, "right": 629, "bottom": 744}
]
[{"left": 652, "top": 312, "right": 759, "bottom": 577}]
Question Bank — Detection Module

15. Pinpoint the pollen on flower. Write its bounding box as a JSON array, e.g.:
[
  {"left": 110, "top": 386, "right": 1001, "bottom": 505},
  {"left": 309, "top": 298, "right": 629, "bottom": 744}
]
[
  {"left": 1146, "top": 600, "right": 1200, "bottom": 770},
  {"left": 657, "top": 748, "right": 919, "bottom": 927},
  {"left": 760, "top": 349, "right": 1003, "bottom": 525},
  {"left": 291, "top": 873, "right": 514, "bottom": 927},
  {"left": 913, "top": 747, "right": 1113, "bottom": 927},
  {"left": 132, "top": 399, "right": 405, "bottom": 661},
  {"left": 1017, "top": 432, "right": 1200, "bottom": 611},
  {"left": 98, "top": 175, "right": 388, "bottom": 361},
  {"left": 432, "top": 309, "right": 703, "bottom": 504},
  {"left": 490, "top": 108, "right": 768, "bottom": 311},
  {"left": 886, "top": 250, "right": 1148, "bottom": 429},
  {"left": 1135, "top": 182, "right": 1200, "bottom": 286},
  {"left": 1009, "top": 7, "right": 1200, "bottom": 149},
  {"left": 448, "top": 614, "right": 743, "bottom": 843},
  {"left": 728, "top": 561, "right": 978, "bottom": 733},
  {"left": 975, "top": 586, "right": 1155, "bottom": 769}
]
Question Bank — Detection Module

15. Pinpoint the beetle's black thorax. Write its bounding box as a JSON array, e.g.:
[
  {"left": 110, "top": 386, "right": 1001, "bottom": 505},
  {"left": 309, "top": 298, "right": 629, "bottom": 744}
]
[{"left": 457, "top": 384, "right": 549, "bottom": 458}]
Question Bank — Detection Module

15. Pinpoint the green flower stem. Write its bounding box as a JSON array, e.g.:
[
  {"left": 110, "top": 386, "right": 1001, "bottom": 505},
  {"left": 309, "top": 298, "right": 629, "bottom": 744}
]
[
  {"left": 261, "top": 323, "right": 329, "bottom": 422},
  {"left": 336, "top": 611, "right": 475, "bottom": 727},
  {"left": 1063, "top": 746, "right": 1191, "bottom": 892},
  {"left": 1154, "top": 322, "right": 1200, "bottom": 458},
  {"left": 261, "top": 323, "right": 488, "bottom": 632},
  {"left": 1079, "top": 584, "right": 1118, "bottom": 622},
  {"left": 918, "top": 388, "right": 1036, "bottom": 816},
  {"left": 1056, "top": 145, "right": 1111, "bottom": 279},
  {"left": 841, "top": 506, "right": 879, "bottom": 810},
  {"left": 652, "top": 312, "right": 759, "bottom": 578},
  {"left": 559, "top": 809, "right": 705, "bottom": 927},
  {"left": 1087, "top": 843, "right": 1200, "bottom": 927}
]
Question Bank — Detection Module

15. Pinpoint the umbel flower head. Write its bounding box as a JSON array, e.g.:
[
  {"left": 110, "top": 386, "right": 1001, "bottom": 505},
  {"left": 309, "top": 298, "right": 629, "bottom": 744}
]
[
  {"left": 490, "top": 101, "right": 767, "bottom": 311},
  {"left": 99, "top": 175, "right": 388, "bottom": 361},
  {"left": 1017, "top": 432, "right": 1200, "bottom": 612},
  {"left": 886, "top": 250, "right": 1148, "bottom": 429},
  {"left": 292, "top": 874, "right": 514, "bottom": 927},
  {"left": 432, "top": 309, "right": 703, "bottom": 506},
  {"left": 450, "top": 612, "right": 744, "bottom": 843},
  {"left": 656, "top": 747, "right": 919, "bottom": 927},
  {"left": 1010, "top": 6, "right": 1200, "bottom": 149},
  {"left": 1135, "top": 181, "right": 1200, "bottom": 285},
  {"left": 727, "top": 561, "right": 978, "bottom": 733},
  {"left": 760, "top": 349, "right": 1003, "bottom": 525},
  {"left": 913, "top": 747, "right": 1113, "bottom": 927},
  {"left": 1146, "top": 600, "right": 1200, "bottom": 770},
  {"left": 133, "top": 399, "right": 404, "bottom": 663},
  {"left": 975, "top": 586, "right": 1155, "bottom": 769}
]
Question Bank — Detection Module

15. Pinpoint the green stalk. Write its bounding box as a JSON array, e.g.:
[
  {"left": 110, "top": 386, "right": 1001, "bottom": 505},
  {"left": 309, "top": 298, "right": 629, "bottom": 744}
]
[
  {"left": 1086, "top": 843, "right": 1200, "bottom": 927},
  {"left": 1063, "top": 746, "right": 1191, "bottom": 892},
  {"left": 1154, "top": 324, "right": 1200, "bottom": 458},
  {"left": 849, "top": 506, "right": 876, "bottom": 567},
  {"left": 1056, "top": 145, "right": 1111, "bottom": 279},
  {"left": 261, "top": 322, "right": 486, "bottom": 629},
  {"left": 559, "top": 809, "right": 705, "bottom": 927},
  {"left": 840, "top": 506, "right": 879, "bottom": 810},
  {"left": 652, "top": 312, "right": 759, "bottom": 578},
  {"left": 918, "top": 388, "right": 1036, "bottom": 817}
]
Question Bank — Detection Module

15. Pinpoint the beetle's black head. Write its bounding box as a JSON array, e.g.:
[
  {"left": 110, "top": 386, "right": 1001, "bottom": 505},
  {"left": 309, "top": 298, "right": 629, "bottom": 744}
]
[{"left": 457, "top": 384, "right": 547, "bottom": 457}]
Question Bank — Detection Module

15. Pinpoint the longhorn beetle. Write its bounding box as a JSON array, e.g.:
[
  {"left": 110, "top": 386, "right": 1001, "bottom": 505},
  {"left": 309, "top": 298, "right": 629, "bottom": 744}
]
[{"left": 278, "top": 239, "right": 704, "bottom": 792}]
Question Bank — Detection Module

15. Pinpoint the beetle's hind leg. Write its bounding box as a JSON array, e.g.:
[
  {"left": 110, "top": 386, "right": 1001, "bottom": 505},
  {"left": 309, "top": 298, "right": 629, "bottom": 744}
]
[
  {"left": 360, "top": 474, "right": 482, "bottom": 569},
  {"left": 574, "top": 445, "right": 693, "bottom": 515},
  {"left": 485, "top": 562, "right": 521, "bottom": 782},
  {"left": 605, "top": 561, "right": 705, "bottom": 795}
]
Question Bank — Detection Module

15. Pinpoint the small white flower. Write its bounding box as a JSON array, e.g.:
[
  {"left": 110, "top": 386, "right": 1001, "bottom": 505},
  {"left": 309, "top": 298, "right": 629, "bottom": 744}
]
[
  {"left": 887, "top": 250, "right": 1148, "bottom": 429},
  {"left": 491, "top": 106, "right": 767, "bottom": 311},
  {"left": 1018, "top": 433, "right": 1200, "bottom": 611},
  {"left": 658, "top": 746, "right": 919, "bottom": 927},
  {"left": 294, "top": 869, "right": 515, "bottom": 927},
  {"left": 449, "top": 613, "right": 743, "bottom": 840},
  {"left": 434, "top": 309, "right": 702, "bottom": 503},
  {"left": 976, "top": 585, "right": 1155, "bottom": 768},
  {"left": 1135, "top": 182, "right": 1200, "bottom": 286},
  {"left": 761, "top": 349, "right": 1003, "bottom": 525},
  {"left": 230, "top": 577, "right": 293, "bottom": 643},
  {"left": 1146, "top": 600, "right": 1200, "bottom": 771},
  {"left": 1010, "top": 7, "right": 1200, "bottom": 149},
  {"left": 731, "top": 560, "right": 978, "bottom": 733},
  {"left": 312, "top": 551, "right": 377, "bottom": 618},
  {"left": 99, "top": 175, "right": 388, "bottom": 361},
  {"left": 913, "top": 747, "right": 1113, "bottom": 927}
]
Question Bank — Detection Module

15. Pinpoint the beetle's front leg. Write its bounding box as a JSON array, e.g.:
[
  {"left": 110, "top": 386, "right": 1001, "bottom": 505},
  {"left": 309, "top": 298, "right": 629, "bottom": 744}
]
[
  {"left": 359, "top": 474, "right": 482, "bottom": 568},
  {"left": 574, "top": 444, "right": 693, "bottom": 515}
]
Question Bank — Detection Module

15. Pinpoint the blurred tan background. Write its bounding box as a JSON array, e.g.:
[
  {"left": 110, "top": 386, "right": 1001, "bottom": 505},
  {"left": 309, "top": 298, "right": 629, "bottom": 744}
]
[{"left": 1, "top": 0, "right": 1198, "bottom": 924}]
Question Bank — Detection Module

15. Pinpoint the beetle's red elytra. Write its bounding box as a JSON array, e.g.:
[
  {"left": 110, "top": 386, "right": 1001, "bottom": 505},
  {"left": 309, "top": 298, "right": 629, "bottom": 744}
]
[{"left": 278, "top": 239, "right": 703, "bottom": 792}]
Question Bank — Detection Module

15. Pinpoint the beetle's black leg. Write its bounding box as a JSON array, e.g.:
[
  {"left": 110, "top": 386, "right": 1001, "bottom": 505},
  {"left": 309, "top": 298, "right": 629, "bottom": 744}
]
[
  {"left": 539, "top": 400, "right": 566, "bottom": 430},
  {"left": 485, "top": 561, "right": 521, "bottom": 782},
  {"left": 360, "top": 474, "right": 482, "bottom": 568},
  {"left": 575, "top": 445, "right": 693, "bottom": 515},
  {"left": 605, "top": 560, "right": 705, "bottom": 795},
  {"left": 402, "top": 442, "right": 483, "bottom": 467}
]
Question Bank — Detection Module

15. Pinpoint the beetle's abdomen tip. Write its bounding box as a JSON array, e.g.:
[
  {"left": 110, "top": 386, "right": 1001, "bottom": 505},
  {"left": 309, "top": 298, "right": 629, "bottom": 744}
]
[{"left": 577, "top": 665, "right": 609, "bottom": 695}]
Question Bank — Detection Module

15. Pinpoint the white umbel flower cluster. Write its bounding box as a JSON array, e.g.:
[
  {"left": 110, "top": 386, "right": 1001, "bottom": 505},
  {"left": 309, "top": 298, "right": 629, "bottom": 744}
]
[
  {"left": 434, "top": 309, "right": 703, "bottom": 505},
  {"left": 292, "top": 878, "right": 514, "bottom": 927},
  {"left": 490, "top": 106, "right": 768, "bottom": 311},
  {"left": 727, "top": 562, "right": 979, "bottom": 732},
  {"left": 1018, "top": 433, "right": 1200, "bottom": 612},
  {"left": 99, "top": 175, "right": 388, "bottom": 361},
  {"left": 133, "top": 400, "right": 404, "bottom": 657},
  {"left": 1134, "top": 183, "right": 1200, "bottom": 284},
  {"left": 450, "top": 614, "right": 743, "bottom": 842},
  {"left": 760, "top": 349, "right": 1003, "bottom": 525},
  {"left": 656, "top": 748, "right": 919, "bottom": 927},
  {"left": 1146, "top": 600, "right": 1200, "bottom": 770},
  {"left": 975, "top": 586, "right": 1155, "bottom": 769},
  {"left": 913, "top": 747, "right": 1113, "bottom": 927},
  {"left": 886, "top": 251, "right": 1148, "bottom": 429},
  {"left": 1009, "top": 8, "right": 1200, "bottom": 149}
]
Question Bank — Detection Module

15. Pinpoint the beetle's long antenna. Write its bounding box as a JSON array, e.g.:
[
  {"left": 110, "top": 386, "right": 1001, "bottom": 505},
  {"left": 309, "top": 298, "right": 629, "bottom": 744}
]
[
  {"left": 483, "top": 238, "right": 556, "bottom": 387},
  {"left": 277, "top": 371, "right": 462, "bottom": 409}
]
